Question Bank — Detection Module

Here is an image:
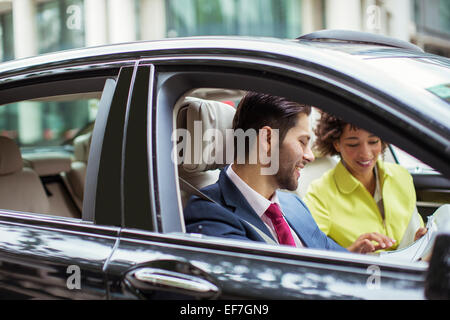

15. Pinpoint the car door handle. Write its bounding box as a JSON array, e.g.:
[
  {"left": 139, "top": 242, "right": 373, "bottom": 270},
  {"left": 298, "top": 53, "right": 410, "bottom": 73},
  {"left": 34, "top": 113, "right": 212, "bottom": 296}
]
[{"left": 126, "top": 267, "right": 220, "bottom": 298}]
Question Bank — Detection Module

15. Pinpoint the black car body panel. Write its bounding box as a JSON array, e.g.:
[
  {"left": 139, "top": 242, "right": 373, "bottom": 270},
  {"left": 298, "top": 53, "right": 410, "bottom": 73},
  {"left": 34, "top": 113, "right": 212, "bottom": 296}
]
[
  {"left": 107, "top": 231, "right": 427, "bottom": 300},
  {"left": 0, "top": 211, "right": 118, "bottom": 299}
]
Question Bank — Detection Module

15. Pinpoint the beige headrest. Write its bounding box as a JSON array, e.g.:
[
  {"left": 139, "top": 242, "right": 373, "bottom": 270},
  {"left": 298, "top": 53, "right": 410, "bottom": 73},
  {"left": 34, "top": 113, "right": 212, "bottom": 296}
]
[
  {"left": 0, "top": 136, "right": 23, "bottom": 175},
  {"left": 73, "top": 132, "right": 92, "bottom": 162},
  {"left": 23, "top": 153, "right": 72, "bottom": 176},
  {"left": 176, "top": 97, "right": 236, "bottom": 174}
]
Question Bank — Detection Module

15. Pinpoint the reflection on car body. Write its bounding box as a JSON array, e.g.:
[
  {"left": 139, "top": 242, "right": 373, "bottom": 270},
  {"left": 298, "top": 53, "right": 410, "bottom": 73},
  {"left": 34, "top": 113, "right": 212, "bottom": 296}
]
[{"left": 0, "top": 30, "right": 449, "bottom": 300}]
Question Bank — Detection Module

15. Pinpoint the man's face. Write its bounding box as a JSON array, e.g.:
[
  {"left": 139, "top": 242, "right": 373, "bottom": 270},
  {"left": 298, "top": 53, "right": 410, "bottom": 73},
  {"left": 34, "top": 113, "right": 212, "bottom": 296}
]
[{"left": 274, "top": 113, "right": 315, "bottom": 191}]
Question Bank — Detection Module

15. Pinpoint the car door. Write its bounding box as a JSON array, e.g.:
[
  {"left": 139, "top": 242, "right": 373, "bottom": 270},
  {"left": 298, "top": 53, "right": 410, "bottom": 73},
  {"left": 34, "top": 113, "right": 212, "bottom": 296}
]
[
  {"left": 103, "top": 58, "right": 437, "bottom": 300},
  {"left": 0, "top": 213, "right": 118, "bottom": 299},
  {"left": 0, "top": 62, "right": 134, "bottom": 299}
]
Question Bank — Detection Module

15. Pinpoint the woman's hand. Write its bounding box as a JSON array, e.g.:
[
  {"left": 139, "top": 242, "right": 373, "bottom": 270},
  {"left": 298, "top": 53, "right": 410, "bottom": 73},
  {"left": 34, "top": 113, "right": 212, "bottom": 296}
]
[
  {"left": 414, "top": 227, "right": 428, "bottom": 241},
  {"left": 347, "top": 232, "right": 396, "bottom": 253}
]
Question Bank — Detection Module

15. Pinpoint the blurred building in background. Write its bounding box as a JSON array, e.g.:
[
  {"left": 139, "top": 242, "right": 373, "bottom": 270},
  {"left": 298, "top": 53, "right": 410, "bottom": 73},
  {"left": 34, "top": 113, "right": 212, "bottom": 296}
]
[{"left": 0, "top": 0, "right": 449, "bottom": 62}]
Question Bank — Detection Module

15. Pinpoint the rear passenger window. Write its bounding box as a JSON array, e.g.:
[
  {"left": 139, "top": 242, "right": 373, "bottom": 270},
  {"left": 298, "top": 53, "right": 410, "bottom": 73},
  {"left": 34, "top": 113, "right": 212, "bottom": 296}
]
[
  {"left": 0, "top": 93, "right": 101, "bottom": 218},
  {"left": 0, "top": 94, "right": 98, "bottom": 148}
]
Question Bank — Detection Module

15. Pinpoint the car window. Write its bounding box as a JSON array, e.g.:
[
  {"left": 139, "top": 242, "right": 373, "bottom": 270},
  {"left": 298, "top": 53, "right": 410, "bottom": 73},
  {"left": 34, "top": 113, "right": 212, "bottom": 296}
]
[
  {"left": 164, "top": 83, "right": 446, "bottom": 261},
  {"left": 390, "top": 145, "right": 436, "bottom": 174},
  {"left": 172, "top": 87, "right": 437, "bottom": 200},
  {"left": 0, "top": 93, "right": 100, "bottom": 151},
  {"left": 0, "top": 91, "right": 102, "bottom": 219}
]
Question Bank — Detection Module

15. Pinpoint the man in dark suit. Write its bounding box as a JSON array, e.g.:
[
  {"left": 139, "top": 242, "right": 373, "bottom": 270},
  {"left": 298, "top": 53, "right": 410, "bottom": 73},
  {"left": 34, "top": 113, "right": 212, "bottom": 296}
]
[{"left": 184, "top": 92, "right": 392, "bottom": 253}]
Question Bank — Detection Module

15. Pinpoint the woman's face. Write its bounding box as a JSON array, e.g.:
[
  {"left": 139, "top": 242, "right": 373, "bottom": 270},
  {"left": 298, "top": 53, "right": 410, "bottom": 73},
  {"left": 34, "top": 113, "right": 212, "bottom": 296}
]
[{"left": 333, "top": 125, "right": 382, "bottom": 178}]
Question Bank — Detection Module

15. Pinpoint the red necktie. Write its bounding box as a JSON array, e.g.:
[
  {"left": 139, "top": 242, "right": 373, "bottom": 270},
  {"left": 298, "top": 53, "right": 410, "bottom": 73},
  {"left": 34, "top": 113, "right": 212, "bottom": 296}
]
[{"left": 264, "top": 203, "right": 296, "bottom": 247}]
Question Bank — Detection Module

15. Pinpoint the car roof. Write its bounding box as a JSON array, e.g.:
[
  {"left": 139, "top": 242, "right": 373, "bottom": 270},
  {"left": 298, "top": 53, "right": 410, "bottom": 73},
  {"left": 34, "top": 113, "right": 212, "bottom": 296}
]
[
  {"left": 0, "top": 35, "right": 439, "bottom": 74},
  {"left": 0, "top": 36, "right": 448, "bottom": 134}
]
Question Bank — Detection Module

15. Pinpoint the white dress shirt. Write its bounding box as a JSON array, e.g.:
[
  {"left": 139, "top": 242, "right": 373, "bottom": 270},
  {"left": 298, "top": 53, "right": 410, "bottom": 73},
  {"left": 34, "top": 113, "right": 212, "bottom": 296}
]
[{"left": 226, "top": 165, "right": 303, "bottom": 247}]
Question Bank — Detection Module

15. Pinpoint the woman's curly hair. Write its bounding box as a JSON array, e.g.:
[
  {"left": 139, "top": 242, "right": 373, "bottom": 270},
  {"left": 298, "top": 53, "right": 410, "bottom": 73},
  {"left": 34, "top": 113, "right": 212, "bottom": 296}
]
[{"left": 313, "top": 110, "right": 387, "bottom": 157}]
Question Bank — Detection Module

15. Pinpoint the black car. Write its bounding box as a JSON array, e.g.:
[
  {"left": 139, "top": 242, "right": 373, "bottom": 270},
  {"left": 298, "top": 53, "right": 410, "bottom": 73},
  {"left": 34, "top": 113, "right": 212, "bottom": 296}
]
[{"left": 0, "top": 30, "right": 449, "bottom": 300}]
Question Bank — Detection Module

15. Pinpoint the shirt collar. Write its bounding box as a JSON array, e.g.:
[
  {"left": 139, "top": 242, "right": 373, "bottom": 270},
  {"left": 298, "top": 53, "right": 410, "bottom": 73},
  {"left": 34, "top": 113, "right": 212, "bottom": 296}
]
[
  {"left": 334, "top": 159, "right": 392, "bottom": 194},
  {"left": 226, "top": 165, "right": 279, "bottom": 218}
]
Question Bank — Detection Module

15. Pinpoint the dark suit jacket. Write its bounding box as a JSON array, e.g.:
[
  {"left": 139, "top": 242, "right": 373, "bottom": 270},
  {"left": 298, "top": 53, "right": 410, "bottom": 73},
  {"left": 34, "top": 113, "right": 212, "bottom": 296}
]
[{"left": 184, "top": 167, "right": 347, "bottom": 252}]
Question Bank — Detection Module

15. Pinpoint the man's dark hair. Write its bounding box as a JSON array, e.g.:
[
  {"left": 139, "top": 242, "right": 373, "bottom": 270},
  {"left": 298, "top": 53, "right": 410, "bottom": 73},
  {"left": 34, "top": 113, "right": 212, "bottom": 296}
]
[{"left": 232, "top": 92, "right": 311, "bottom": 159}]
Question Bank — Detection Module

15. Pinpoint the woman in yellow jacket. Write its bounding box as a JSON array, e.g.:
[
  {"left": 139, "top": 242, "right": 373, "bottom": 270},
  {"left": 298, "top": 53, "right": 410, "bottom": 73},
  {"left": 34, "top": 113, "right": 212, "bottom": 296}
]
[{"left": 304, "top": 111, "right": 427, "bottom": 253}]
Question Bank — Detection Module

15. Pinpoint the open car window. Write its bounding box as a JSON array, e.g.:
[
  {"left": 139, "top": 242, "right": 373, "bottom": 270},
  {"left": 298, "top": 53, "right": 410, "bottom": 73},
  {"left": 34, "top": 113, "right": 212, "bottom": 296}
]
[
  {"left": 1, "top": 93, "right": 100, "bottom": 151},
  {"left": 0, "top": 76, "right": 109, "bottom": 220},
  {"left": 167, "top": 86, "right": 448, "bottom": 266}
]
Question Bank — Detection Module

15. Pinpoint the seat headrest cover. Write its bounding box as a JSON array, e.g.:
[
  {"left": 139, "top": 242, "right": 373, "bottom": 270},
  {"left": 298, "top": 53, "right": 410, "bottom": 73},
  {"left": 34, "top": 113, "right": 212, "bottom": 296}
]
[
  {"left": 73, "top": 132, "right": 92, "bottom": 162},
  {"left": 0, "top": 136, "right": 23, "bottom": 175},
  {"left": 23, "top": 153, "right": 72, "bottom": 176},
  {"left": 176, "top": 97, "right": 236, "bottom": 174}
]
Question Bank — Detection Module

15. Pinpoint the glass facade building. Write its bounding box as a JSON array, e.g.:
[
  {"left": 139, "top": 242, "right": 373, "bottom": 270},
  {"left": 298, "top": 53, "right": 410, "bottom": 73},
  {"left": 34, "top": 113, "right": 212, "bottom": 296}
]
[
  {"left": 0, "top": 10, "right": 13, "bottom": 61},
  {"left": 36, "top": 0, "right": 85, "bottom": 54},
  {"left": 0, "top": 0, "right": 306, "bottom": 63},
  {"left": 413, "top": 0, "right": 450, "bottom": 56},
  {"left": 165, "top": 0, "right": 302, "bottom": 38}
]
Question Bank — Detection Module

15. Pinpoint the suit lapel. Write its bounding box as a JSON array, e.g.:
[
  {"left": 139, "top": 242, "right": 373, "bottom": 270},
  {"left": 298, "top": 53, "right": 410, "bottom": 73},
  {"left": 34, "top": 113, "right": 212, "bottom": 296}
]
[
  {"left": 218, "top": 167, "right": 276, "bottom": 242},
  {"left": 278, "top": 191, "right": 312, "bottom": 247}
]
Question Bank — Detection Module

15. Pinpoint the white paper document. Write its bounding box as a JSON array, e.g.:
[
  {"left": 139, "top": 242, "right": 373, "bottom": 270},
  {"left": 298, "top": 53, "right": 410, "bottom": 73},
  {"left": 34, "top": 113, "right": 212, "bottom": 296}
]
[{"left": 377, "top": 204, "right": 450, "bottom": 262}]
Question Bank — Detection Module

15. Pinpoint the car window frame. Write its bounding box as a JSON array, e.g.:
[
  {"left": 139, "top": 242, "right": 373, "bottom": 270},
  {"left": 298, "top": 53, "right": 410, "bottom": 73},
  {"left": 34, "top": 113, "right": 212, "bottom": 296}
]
[
  {"left": 147, "top": 60, "right": 447, "bottom": 234},
  {"left": 0, "top": 66, "right": 130, "bottom": 299},
  {"left": 0, "top": 65, "right": 125, "bottom": 224},
  {"left": 120, "top": 63, "right": 155, "bottom": 231},
  {"left": 85, "top": 65, "right": 135, "bottom": 226},
  {"left": 115, "top": 57, "right": 437, "bottom": 276}
]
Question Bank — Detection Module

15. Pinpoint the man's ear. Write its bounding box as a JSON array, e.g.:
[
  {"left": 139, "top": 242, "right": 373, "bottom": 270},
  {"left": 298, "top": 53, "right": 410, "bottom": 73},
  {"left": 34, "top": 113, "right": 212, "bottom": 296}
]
[{"left": 259, "top": 126, "right": 273, "bottom": 154}]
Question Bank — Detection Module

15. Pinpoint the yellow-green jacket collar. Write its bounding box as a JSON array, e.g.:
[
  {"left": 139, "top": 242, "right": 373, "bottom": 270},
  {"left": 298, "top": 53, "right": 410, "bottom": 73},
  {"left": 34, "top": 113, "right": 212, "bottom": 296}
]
[{"left": 334, "top": 159, "right": 394, "bottom": 194}]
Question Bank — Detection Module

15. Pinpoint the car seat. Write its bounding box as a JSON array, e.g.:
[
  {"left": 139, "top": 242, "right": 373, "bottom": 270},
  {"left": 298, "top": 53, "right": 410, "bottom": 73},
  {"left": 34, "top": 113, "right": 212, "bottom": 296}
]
[
  {"left": 175, "top": 97, "right": 236, "bottom": 208},
  {"left": 0, "top": 136, "right": 50, "bottom": 214},
  {"left": 64, "top": 132, "right": 92, "bottom": 211},
  {"left": 292, "top": 155, "right": 338, "bottom": 198},
  {"left": 23, "top": 151, "right": 81, "bottom": 218}
]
